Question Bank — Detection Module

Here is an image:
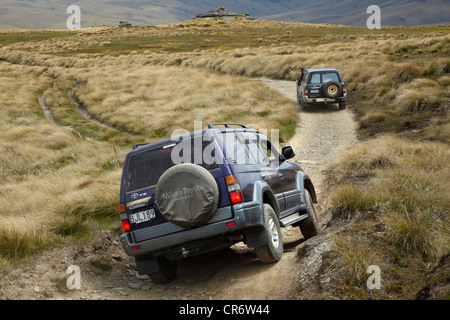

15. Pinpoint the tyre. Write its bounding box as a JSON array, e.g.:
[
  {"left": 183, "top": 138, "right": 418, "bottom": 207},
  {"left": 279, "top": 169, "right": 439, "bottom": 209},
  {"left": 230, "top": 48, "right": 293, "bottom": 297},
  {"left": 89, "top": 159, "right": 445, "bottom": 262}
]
[
  {"left": 299, "top": 189, "right": 320, "bottom": 239},
  {"left": 296, "top": 88, "right": 310, "bottom": 111},
  {"left": 254, "top": 204, "right": 283, "bottom": 263},
  {"left": 339, "top": 102, "right": 347, "bottom": 110},
  {"left": 155, "top": 163, "right": 219, "bottom": 229},
  {"left": 323, "top": 81, "right": 342, "bottom": 99},
  {"left": 148, "top": 256, "right": 178, "bottom": 284},
  {"left": 300, "top": 99, "right": 310, "bottom": 111}
]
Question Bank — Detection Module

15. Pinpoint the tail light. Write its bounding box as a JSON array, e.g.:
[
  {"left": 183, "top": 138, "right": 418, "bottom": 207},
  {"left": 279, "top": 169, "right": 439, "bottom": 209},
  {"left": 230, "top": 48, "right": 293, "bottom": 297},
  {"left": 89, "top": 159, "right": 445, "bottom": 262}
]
[
  {"left": 304, "top": 88, "right": 309, "bottom": 96},
  {"left": 120, "top": 203, "right": 130, "bottom": 231},
  {"left": 121, "top": 220, "right": 131, "bottom": 232},
  {"left": 225, "top": 175, "right": 243, "bottom": 204},
  {"left": 343, "top": 86, "right": 347, "bottom": 95}
]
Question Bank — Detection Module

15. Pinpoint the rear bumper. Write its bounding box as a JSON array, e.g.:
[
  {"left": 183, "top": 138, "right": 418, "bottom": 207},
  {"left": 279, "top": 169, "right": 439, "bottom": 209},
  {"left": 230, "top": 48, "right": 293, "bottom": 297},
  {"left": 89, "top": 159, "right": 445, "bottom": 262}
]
[
  {"left": 120, "top": 201, "right": 264, "bottom": 257},
  {"left": 305, "top": 96, "right": 346, "bottom": 104}
]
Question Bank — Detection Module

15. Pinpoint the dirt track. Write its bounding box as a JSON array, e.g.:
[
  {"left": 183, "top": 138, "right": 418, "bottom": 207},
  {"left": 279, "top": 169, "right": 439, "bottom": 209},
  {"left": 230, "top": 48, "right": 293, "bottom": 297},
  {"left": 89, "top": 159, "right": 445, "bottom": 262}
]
[{"left": 0, "top": 78, "right": 358, "bottom": 300}]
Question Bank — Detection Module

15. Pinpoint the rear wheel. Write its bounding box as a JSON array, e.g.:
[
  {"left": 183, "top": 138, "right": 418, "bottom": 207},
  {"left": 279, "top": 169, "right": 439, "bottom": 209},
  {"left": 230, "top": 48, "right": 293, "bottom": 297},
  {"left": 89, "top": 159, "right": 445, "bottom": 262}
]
[
  {"left": 254, "top": 204, "right": 283, "bottom": 263},
  {"left": 148, "top": 256, "right": 178, "bottom": 284},
  {"left": 300, "top": 100, "right": 310, "bottom": 111},
  {"left": 299, "top": 189, "right": 320, "bottom": 239}
]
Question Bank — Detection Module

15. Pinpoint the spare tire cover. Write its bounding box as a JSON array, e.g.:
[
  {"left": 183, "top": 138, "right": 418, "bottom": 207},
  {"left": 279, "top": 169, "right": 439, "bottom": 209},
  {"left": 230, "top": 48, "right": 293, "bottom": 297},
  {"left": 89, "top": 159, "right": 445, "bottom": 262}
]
[
  {"left": 322, "top": 81, "right": 342, "bottom": 99},
  {"left": 155, "top": 163, "right": 219, "bottom": 229}
]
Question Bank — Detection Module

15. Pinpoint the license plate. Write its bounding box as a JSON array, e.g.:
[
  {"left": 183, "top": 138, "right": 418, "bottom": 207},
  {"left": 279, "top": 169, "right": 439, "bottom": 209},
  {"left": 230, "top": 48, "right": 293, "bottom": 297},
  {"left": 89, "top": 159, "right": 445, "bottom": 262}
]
[
  {"left": 310, "top": 89, "right": 319, "bottom": 93},
  {"left": 129, "top": 209, "right": 155, "bottom": 224}
]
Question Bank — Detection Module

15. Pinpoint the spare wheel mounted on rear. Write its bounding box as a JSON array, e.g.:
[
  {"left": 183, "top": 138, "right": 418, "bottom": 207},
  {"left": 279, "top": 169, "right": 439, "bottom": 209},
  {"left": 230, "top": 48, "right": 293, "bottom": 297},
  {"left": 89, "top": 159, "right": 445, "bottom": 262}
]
[
  {"left": 155, "top": 163, "right": 219, "bottom": 229},
  {"left": 322, "top": 80, "right": 342, "bottom": 99}
]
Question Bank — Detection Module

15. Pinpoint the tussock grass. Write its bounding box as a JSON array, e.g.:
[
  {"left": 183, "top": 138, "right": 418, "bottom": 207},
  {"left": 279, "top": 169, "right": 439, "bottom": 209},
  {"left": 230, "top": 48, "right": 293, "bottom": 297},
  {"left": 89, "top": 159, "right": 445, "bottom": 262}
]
[
  {"left": 0, "top": 61, "right": 130, "bottom": 265},
  {"left": 0, "top": 226, "right": 51, "bottom": 262},
  {"left": 425, "top": 112, "right": 450, "bottom": 143},
  {"left": 395, "top": 78, "right": 444, "bottom": 114},
  {"left": 331, "top": 136, "right": 449, "bottom": 216},
  {"left": 333, "top": 236, "right": 384, "bottom": 288},
  {"left": 327, "top": 135, "right": 449, "bottom": 298},
  {"left": 383, "top": 208, "right": 449, "bottom": 260},
  {"left": 60, "top": 64, "right": 297, "bottom": 142}
]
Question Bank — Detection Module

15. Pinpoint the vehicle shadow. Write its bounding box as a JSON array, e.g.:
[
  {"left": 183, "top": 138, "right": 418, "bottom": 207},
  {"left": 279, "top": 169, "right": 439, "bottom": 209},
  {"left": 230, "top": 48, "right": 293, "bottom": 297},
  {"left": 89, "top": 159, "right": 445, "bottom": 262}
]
[
  {"left": 173, "top": 233, "right": 306, "bottom": 284},
  {"left": 297, "top": 103, "right": 342, "bottom": 114}
]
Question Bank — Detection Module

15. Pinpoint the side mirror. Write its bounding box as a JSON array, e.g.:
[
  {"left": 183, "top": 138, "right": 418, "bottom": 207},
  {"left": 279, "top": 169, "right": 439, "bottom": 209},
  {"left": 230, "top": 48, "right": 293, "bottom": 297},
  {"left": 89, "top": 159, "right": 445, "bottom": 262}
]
[{"left": 282, "top": 146, "right": 295, "bottom": 160}]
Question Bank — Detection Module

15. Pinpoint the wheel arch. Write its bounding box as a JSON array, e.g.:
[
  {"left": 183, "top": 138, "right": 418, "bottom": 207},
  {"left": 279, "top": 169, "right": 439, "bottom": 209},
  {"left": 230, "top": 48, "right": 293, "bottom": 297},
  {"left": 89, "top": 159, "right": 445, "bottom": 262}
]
[
  {"left": 296, "top": 171, "right": 317, "bottom": 204},
  {"left": 253, "top": 180, "right": 280, "bottom": 216},
  {"left": 304, "top": 178, "right": 317, "bottom": 204}
]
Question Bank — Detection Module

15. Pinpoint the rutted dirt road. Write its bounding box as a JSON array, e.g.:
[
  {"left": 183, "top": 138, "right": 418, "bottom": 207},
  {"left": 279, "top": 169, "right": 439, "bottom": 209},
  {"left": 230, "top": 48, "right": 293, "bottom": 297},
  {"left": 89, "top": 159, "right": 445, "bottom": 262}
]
[
  {"left": 0, "top": 78, "right": 358, "bottom": 300},
  {"left": 258, "top": 77, "right": 358, "bottom": 198}
]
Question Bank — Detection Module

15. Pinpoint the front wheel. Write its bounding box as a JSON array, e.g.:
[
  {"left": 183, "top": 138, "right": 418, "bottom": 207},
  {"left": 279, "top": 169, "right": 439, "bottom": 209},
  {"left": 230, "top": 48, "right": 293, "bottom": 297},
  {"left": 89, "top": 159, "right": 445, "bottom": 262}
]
[{"left": 254, "top": 204, "right": 283, "bottom": 263}]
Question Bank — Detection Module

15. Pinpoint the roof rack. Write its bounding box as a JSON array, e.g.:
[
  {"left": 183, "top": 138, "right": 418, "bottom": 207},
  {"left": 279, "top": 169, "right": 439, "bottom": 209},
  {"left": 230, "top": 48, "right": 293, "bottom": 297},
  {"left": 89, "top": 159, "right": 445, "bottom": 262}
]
[
  {"left": 208, "top": 123, "right": 248, "bottom": 129},
  {"left": 132, "top": 143, "right": 151, "bottom": 150}
]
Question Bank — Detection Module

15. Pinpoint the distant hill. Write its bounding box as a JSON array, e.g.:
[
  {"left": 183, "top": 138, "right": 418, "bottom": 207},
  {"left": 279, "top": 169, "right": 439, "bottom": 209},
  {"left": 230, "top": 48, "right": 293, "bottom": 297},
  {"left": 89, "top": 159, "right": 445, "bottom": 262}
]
[
  {"left": 262, "top": 0, "right": 450, "bottom": 27},
  {"left": 0, "top": 0, "right": 448, "bottom": 29}
]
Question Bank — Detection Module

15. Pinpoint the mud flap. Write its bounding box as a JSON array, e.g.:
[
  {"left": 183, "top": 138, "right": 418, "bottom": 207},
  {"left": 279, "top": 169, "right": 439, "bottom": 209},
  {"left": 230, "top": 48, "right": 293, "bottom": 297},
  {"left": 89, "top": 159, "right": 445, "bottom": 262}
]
[
  {"left": 245, "top": 229, "right": 269, "bottom": 248},
  {"left": 135, "top": 255, "right": 159, "bottom": 275}
]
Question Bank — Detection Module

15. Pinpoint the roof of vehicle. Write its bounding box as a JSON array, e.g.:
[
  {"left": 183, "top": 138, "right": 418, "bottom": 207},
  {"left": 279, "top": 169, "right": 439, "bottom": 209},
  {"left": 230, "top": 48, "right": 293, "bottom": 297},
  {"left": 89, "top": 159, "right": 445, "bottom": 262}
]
[
  {"left": 129, "top": 124, "right": 259, "bottom": 154},
  {"left": 306, "top": 68, "right": 340, "bottom": 73}
]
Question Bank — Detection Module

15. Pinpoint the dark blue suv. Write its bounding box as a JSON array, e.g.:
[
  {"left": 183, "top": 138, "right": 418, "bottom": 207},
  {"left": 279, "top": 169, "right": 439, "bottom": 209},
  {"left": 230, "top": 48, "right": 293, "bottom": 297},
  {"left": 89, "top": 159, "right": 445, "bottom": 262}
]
[{"left": 119, "top": 123, "right": 319, "bottom": 283}]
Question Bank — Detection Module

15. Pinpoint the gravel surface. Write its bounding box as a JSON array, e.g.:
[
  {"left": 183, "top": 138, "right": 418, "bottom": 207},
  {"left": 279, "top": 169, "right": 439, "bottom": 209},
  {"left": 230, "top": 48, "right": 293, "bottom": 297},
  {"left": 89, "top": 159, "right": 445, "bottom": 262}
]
[{"left": 258, "top": 77, "right": 358, "bottom": 197}]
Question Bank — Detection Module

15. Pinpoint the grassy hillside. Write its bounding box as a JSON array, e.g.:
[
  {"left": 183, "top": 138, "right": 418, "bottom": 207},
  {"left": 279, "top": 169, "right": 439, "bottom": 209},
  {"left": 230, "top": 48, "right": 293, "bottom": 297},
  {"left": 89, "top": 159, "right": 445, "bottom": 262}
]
[{"left": 0, "top": 18, "right": 448, "bottom": 299}]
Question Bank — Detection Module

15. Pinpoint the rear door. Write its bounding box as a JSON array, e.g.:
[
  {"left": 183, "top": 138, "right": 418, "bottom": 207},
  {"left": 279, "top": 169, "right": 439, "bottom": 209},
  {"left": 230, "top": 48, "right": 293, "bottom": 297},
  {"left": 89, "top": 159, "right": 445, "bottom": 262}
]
[
  {"left": 307, "top": 72, "right": 323, "bottom": 98},
  {"left": 123, "top": 134, "right": 229, "bottom": 233}
]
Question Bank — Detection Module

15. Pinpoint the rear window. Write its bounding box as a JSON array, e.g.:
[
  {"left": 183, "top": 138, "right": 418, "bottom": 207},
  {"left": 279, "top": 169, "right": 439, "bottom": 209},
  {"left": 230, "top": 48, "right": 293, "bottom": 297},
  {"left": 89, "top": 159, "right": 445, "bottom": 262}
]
[
  {"left": 125, "top": 138, "right": 219, "bottom": 193},
  {"left": 310, "top": 73, "right": 321, "bottom": 84},
  {"left": 309, "top": 72, "right": 340, "bottom": 84},
  {"left": 322, "top": 72, "right": 340, "bottom": 82}
]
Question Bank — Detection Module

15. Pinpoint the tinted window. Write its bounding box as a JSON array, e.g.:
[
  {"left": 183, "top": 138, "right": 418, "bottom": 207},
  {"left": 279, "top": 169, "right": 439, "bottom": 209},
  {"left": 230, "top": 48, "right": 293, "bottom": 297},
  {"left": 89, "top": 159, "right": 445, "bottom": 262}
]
[
  {"left": 235, "top": 132, "right": 279, "bottom": 165},
  {"left": 310, "top": 73, "right": 321, "bottom": 84},
  {"left": 322, "top": 72, "right": 340, "bottom": 82},
  {"left": 220, "top": 132, "right": 251, "bottom": 165},
  {"left": 309, "top": 72, "right": 340, "bottom": 84},
  {"left": 125, "top": 138, "right": 219, "bottom": 192}
]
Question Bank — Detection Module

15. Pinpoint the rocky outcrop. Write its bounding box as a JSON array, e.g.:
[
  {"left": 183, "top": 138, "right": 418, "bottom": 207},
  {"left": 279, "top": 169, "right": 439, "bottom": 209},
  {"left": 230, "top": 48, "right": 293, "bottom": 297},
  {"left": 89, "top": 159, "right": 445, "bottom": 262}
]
[
  {"left": 118, "top": 21, "right": 131, "bottom": 27},
  {"left": 196, "top": 6, "right": 255, "bottom": 20}
]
